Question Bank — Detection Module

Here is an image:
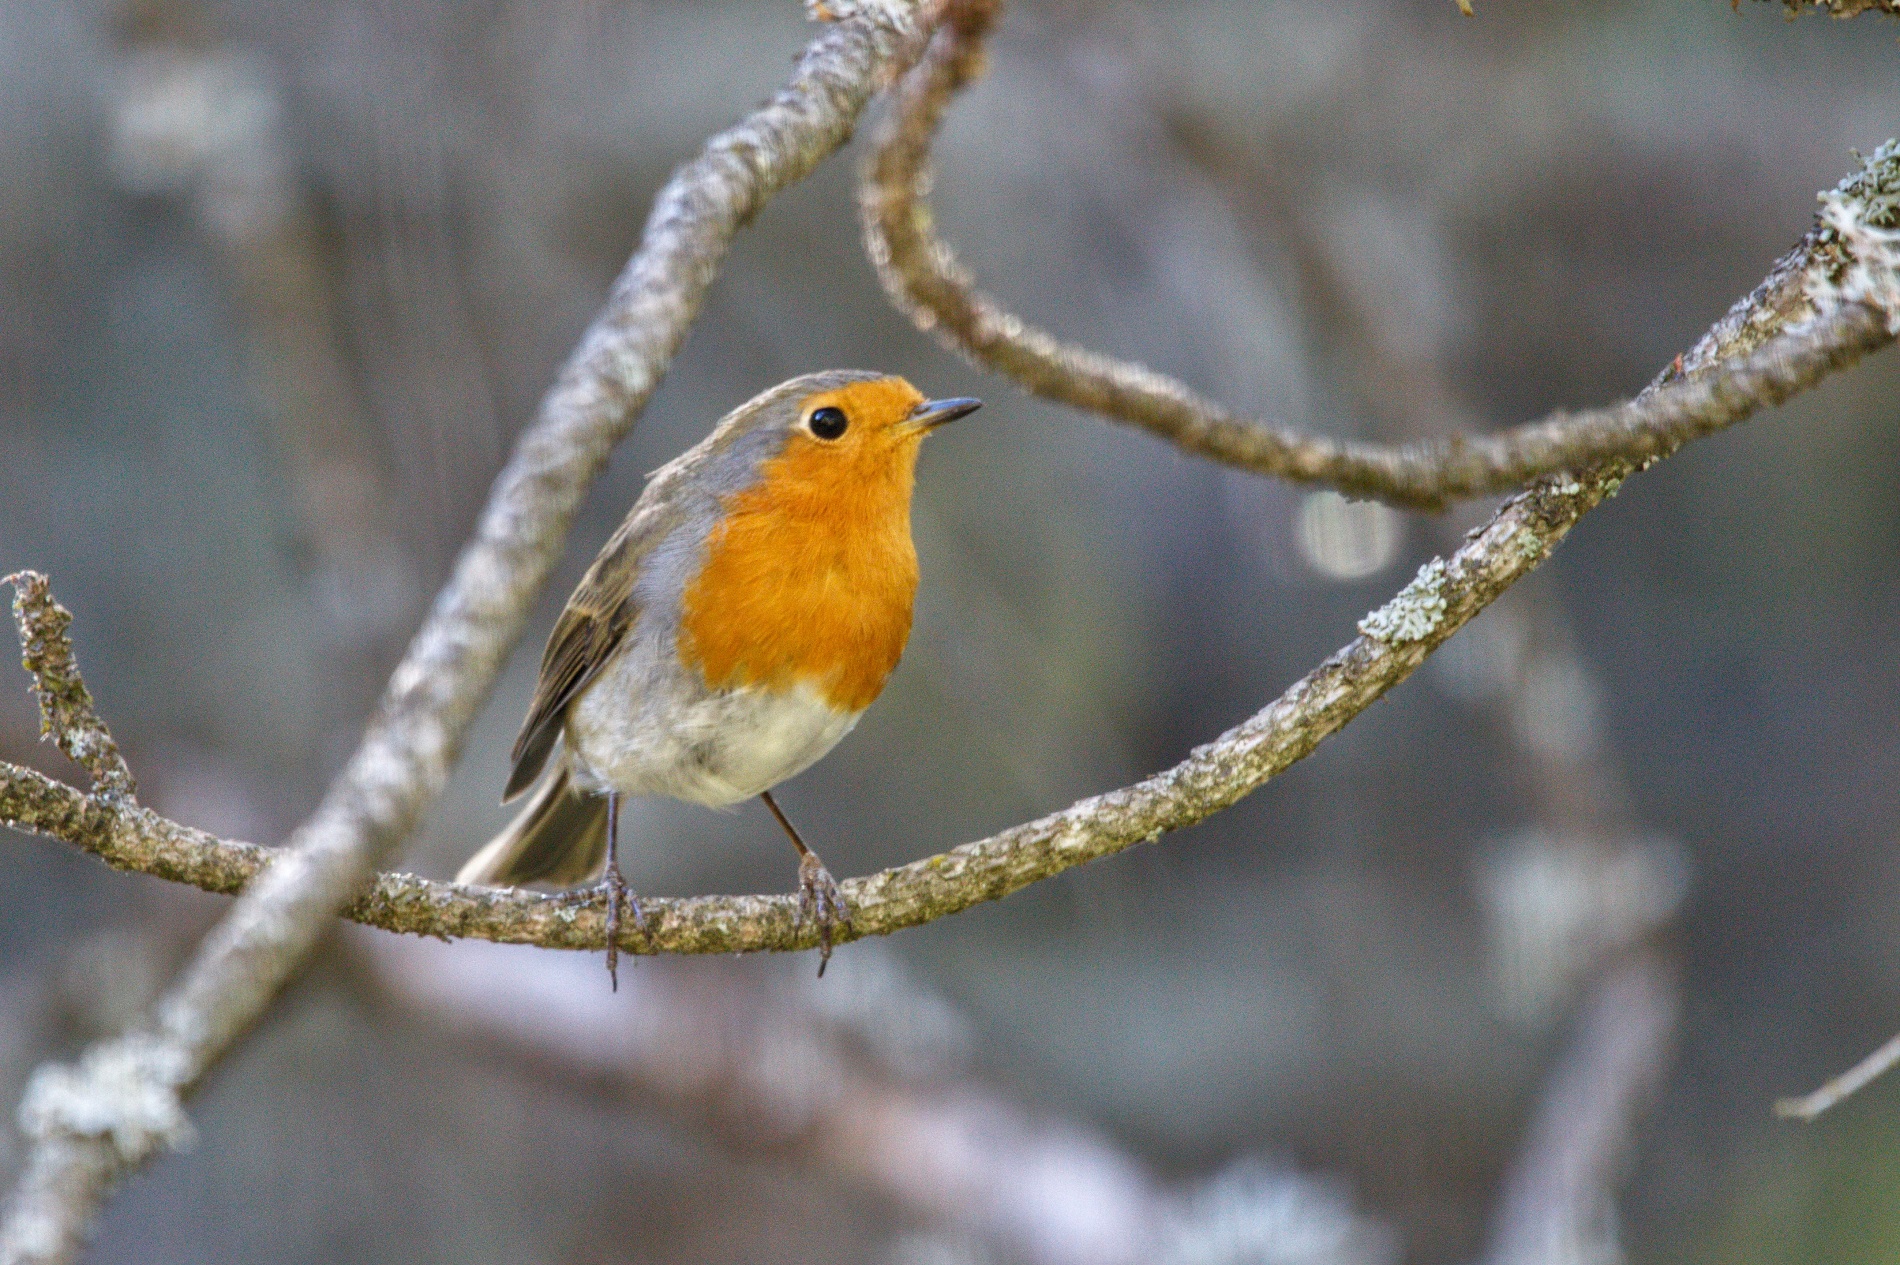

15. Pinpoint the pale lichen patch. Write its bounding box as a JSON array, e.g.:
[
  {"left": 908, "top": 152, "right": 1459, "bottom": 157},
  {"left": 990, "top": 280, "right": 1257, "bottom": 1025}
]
[
  {"left": 1358, "top": 558, "right": 1450, "bottom": 645},
  {"left": 17, "top": 1036, "right": 195, "bottom": 1161},
  {"left": 1805, "top": 138, "right": 1900, "bottom": 334}
]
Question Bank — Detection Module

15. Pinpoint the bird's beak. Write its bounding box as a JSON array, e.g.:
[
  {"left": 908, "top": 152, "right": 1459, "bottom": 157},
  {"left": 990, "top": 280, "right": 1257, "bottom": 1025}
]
[{"left": 904, "top": 396, "right": 982, "bottom": 434}]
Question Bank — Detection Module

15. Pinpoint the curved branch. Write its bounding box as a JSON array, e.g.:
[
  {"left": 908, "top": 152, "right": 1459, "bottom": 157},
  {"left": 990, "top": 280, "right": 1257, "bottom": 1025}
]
[
  {"left": 857, "top": 4, "right": 1893, "bottom": 510},
  {"left": 0, "top": 5, "right": 943, "bottom": 1261},
  {"left": 4, "top": 298, "right": 1889, "bottom": 960}
]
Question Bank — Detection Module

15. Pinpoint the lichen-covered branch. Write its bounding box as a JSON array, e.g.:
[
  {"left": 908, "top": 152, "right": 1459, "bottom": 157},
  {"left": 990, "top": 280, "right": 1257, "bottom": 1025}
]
[
  {"left": 0, "top": 5, "right": 942, "bottom": 1261},
  {"left": 1760, "top": 0, "right": 1900, "bottom": 15},
  {"left": 0, "top": 265, "right": 1878, "bottom": 1249},
  {"left": 859, "top": 5, "right": 1900, "bottom": 510}
]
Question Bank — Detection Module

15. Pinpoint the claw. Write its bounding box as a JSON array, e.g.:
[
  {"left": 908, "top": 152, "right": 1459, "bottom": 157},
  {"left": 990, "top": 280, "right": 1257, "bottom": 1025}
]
[
  {"left": 598, "top": 867, "right": 649, "bottom": 992},
  {"left": 794, "top": 851, "right": 853, "bottom": 977}
]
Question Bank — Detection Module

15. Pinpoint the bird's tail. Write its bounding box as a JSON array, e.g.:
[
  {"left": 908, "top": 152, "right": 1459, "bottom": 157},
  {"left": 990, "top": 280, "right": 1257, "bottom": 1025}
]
[{"left": 455, "top": 765, "right": 609, "bottom": 888}]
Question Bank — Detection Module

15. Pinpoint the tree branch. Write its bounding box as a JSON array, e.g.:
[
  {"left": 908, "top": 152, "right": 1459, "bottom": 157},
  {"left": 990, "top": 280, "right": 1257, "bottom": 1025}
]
[
  {"left": 859, "top": 4, "right": 1899, "bottom": 509},
  {"left": 3, "top": 9, "right": 1896, "bottom": 1259},
  {"left": 0, "top": 5, "right": 943, "bottom": 1261},
  {"left": 1760, "top": 0, "right": 1900, "bottom": 15},
  {"left": 363, "top": 934, "right": 1395, "bottom": 1263}
]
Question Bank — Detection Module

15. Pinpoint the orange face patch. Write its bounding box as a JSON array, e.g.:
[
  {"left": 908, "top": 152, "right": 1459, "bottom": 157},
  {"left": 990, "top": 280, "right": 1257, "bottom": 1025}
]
[
  {"left": 678, "top": 378, "right": 932, "bottom": 712},
  {"left": 796, "top": 378, "right": 925, "bottom": 435}
]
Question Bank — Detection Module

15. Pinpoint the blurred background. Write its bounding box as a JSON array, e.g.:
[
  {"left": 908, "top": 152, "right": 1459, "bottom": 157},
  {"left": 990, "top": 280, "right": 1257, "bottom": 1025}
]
[{"left": 1, "top": 0, "right": 1897, "bottom": 1261}]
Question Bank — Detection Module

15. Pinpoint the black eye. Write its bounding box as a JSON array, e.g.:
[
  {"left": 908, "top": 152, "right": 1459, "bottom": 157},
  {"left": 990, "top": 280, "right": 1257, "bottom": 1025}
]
[{"left": 807, "top": 406, "right": 848, "bottom": 440}]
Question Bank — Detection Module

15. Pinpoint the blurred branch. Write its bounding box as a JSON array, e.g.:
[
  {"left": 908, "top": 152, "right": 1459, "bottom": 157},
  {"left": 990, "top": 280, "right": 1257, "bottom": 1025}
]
[
  {"left": 365, "top": 936, "right": 1165, "bottom": 1265},
  {"left": 0, "top": 3, "right": 943, "bottom": 1260},
  {"left": 105, "top": 29, "right": 400, "bottom": 589},
  {"left": 1482, "top": 954, "right": 1678, "bottom": 1265},
  {"left": 1177, "top": 92, "right": 1692, "bottom": 1035},
  {"left": 860, "top": 5, "right": 1900, "bottom": 510},
  {"left": 1203, "top": 77, "right": 1687, "bottom": 1255},
  {"left": 366, "top": 936, "right": 1397, "bottom": 1265}
]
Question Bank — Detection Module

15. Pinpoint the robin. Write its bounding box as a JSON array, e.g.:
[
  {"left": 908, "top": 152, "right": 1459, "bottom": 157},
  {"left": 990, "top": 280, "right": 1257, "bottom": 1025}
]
[{"left": 456, "top": 370, "right": 980, "bottom": 983}]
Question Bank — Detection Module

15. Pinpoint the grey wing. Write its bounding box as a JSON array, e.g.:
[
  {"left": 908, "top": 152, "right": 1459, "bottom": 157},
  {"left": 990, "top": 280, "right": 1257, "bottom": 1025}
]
[{"left": 504, "top": 515, "right": 655, "bottom": 801}]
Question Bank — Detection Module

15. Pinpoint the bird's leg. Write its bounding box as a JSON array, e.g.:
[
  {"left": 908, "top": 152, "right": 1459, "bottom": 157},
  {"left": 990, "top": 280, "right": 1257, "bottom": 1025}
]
[
  {"left": 760, "top": 790, "right": 852, "bottom": 976},
  {"left": 599, "top": 790, "right": 647, "bottom": 991}
]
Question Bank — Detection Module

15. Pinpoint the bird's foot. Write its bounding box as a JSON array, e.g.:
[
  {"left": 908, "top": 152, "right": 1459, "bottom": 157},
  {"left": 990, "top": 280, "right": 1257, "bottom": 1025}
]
[
  {"left": 588, "top": 868, "right": 647, "bottom": 992},
  {"left": 793, "top": 851, "right": 853, "bottom": 977}
]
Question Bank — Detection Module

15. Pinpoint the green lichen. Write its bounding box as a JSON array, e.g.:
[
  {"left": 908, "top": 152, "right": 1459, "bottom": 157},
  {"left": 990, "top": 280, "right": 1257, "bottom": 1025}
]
[
  {"left": 1837, "top": 138, "right": 1900, "bottom": 229},
  {"left": 1358, "top": 558, "right": 1450, "bottom": 645},
  {"left": 5, "top": 571, "right": 136, "bottom": 798},
  {"left": 1808, "top": 142, "right": 1900, "bottom": 335}
]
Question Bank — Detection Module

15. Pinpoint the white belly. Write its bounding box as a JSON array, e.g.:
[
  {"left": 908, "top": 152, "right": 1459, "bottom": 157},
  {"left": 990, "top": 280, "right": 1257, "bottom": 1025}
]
[{"left": 565, "top": 668, "right": 860, "bottom": 808}]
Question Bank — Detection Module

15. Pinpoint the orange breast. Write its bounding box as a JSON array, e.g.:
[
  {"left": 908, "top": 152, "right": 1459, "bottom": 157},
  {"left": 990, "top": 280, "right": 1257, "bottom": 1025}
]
[{"left": 678, "top": 428, "right": 923, "bottom": 713}]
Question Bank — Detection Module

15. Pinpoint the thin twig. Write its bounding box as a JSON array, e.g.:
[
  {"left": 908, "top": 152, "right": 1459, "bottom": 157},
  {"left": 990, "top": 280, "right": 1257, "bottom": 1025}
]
[
  {"left": 1775, "top": 1029, "right": 1900, "bottom": 1121},
  {"left": 859, "top": 4, "right": 1898, "bottom": 510},
  {"left": 3, "top": 575, "right": 134, "bottom": 801},
  {"left": 0, "top": 5, "right": 942, "bottom": 1261}
]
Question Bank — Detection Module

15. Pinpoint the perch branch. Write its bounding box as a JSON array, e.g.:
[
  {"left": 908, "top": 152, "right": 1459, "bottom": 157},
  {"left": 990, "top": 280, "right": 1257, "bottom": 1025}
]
[
  {"left": 2, "top": 301, "right": 1889, "bottom": 955},
  {"left": 0, "top": 4, "right": 942, "bottom": 1261},
  {"left": 858, "top": 3, "right": 1899, "bottom": 509}
]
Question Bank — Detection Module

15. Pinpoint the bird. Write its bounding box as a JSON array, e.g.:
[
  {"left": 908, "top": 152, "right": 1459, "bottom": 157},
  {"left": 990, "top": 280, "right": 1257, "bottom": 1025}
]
[{"left": 455, "top": 370, "right": 980, "bottom": 984}]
